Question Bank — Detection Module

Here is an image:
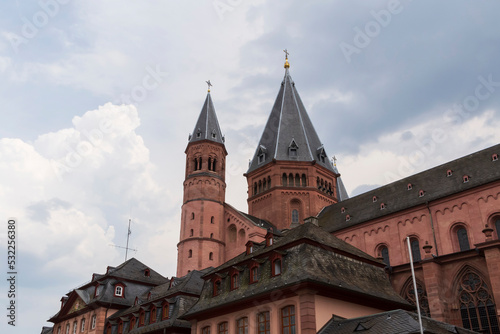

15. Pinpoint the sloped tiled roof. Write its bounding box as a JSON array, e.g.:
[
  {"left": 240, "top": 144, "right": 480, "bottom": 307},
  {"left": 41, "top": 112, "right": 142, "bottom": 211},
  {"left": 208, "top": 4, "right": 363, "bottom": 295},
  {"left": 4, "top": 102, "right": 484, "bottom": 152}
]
[
  {"left": 184, "top": 223, "right": 409, "bottom": 318},
  {"left": 319, "top": 144, "right": 500, "bottom": 232},
  {"left": 317, "top": 309, "right": 479, "bottom": 334},
  {"left": 247, "top": 68, "right": 335, "bottom": 173}
]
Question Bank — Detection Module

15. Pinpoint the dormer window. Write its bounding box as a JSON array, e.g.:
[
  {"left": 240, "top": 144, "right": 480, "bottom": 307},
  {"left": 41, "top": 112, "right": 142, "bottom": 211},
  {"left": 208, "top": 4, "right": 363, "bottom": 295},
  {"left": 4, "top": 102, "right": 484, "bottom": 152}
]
[
  {"left": 272, "top": 257, "right": 282, "bottom": 277},
  {"left": 492, "top": 153, "right": 498, "bottom": 161},
  {"left": 139, "top": 310, "right": 145, "bottom": 327},
  {"left": 231, "top": 273, "right": 239, "bottom": 290},
  {"left": 144, "top": 268, "right": 150, "bottom": 277},
  {"left": 196, "top": 128, "right": 202, "bottom": 138},
  {"left": 250, "top": 264, "right": 259, "bottom": 284},
  {"left": 288, "top": 139, "right": 298, "bottom": 158},
  {"left": 213, "top": 278, "right": 222, "bottom": 296},
  {"left": 94, "top": 284, "right": 100, "bottom": 297},
  {"left": 407, "top": 183, "right": 412, "bottom": 190},
  {"left": 372, "top": 196, "right": 377, "bottom": 202},
  {"left": 380, "top": 203, "right": 386, "bottom": 210},
  {"left": 463, "top": 175, "right": 470, "bottom": 183},
  {"left": 447, "top": 169, "right": 453, "bottom": 177},
  {"left": 150, "top": 307, "right": 157, "bottom": 324},
  {"left": 211, "top": 129, "right": 217, "bottom": 139},
  {"left": 317, "top": 146, "right": 327, "bottom": 163},
  {"left": 346, "top": 214, "right": 351, "bottom": 222},
  {"left": 341, "top": 207, "right": 346, "bottom": 213},
  {"left": 114, "top": 284, "right": 124, "bottom": 297},
  {"left": 162, "top": 302, "right": 169, "bottom": 320},
  {"left": 265, "top": 232, "right": 273, "bottom": 247},
  {"left": 419, "top": 190, "right": 425, "bottom": 197},
  {"left": 246, "top": 241, "right": 254, "bottom": 255},
  {"left": 257, "top": 145, "right": 267, "bottom": 164}
]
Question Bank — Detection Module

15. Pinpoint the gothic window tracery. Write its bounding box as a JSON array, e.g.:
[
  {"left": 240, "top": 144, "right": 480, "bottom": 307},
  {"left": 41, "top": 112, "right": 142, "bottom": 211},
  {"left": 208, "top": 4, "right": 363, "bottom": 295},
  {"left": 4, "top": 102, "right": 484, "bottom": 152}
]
[
  {"left": 458, "top": 270, "right": 500, "bottom": 333},
  {"left": 402, "top": 279, "right": 430, "bottom": 317}
]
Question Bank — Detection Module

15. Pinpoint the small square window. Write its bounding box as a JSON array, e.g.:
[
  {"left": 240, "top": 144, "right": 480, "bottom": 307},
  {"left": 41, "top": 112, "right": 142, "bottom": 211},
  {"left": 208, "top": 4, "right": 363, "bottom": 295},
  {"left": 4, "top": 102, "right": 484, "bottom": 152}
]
[{"left": 115, "top": 286, "right": 123, "bottom": 297}]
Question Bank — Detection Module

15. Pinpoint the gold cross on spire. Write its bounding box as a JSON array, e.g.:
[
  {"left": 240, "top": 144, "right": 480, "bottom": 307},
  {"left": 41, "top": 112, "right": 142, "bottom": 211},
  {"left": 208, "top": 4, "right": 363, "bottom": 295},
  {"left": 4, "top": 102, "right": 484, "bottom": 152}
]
[
  {"left": 206, "top": 80, "right": 212, "bottom": 92},
  {"left": 332, "top": 155, "right": 337, "bottom": 167},
  {"left": 283, "top": 49, "right": 290, "bottom": 69}
]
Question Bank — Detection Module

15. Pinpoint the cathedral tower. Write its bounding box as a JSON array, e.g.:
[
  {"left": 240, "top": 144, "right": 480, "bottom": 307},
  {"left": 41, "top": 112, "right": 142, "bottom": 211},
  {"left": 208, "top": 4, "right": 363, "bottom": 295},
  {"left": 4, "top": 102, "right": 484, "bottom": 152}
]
[
  {"left": 245, "top": 54, "right": 348, "bottom": 230},
  {"left": 177, "top": 87, "right": 227, "bottom": 277}
]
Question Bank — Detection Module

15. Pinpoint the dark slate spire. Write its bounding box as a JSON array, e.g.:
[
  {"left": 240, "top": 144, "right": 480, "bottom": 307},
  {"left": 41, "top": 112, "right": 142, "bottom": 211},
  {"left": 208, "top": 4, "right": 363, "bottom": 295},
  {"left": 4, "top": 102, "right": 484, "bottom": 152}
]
[
  {"left": 189, "top": 91, "right": 224, "bottom": 145},
  {"left": 247, "top": 64, "right": 335, "bottom": 173}
]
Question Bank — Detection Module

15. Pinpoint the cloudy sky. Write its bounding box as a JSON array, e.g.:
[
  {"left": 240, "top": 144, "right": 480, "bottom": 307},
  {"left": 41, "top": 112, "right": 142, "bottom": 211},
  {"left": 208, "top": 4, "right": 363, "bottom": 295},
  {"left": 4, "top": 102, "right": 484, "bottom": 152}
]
[{"left": 1, "top": 0, "right": 500, "bottom": 332}]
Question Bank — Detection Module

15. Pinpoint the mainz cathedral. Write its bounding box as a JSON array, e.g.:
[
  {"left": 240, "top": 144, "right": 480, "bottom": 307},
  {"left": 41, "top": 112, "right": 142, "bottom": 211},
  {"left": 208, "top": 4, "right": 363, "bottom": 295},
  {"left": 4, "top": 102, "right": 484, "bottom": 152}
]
[{"left": 45, "top": 53, "right": 500, "bottom": 334}]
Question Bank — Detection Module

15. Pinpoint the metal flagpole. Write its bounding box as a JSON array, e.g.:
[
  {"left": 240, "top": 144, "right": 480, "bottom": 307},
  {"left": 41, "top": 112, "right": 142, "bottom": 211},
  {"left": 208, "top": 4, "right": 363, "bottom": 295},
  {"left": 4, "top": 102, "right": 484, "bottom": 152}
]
[
  {"left": 125, "top": 219, "right": 132, "bottom": 261},
  {"left": 407, "top": 236, "right": 424, "bottom": 334}
]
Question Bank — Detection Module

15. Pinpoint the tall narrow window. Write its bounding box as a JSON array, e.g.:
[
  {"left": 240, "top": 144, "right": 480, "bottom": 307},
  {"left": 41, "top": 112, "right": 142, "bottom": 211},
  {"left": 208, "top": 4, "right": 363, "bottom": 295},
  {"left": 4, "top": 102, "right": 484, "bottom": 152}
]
[
  {"left": 301, "top": 174, "right": 306, "bottom": 186},
  {"left": 258, "top": 180, "right": 262, "bottom": 193},
  {"left": 263, "top": 178, "right": 267, "bottom": 191},
  {"left": 237, "top": 317, "right": 248, "bottom": 334},
  {"left": 281, "top": 306, "right": 296, "bottom": 334},
  {"left": 459, "top": 271, "right": 500, "bottom": 333},
  {"left": 457, "top": 227, "right": 470, "bottom": 251},
  {"left": 73, "top": 321, "right": 77, "bottom": 334},
  {"left": 139, "top": 310, "right": 145, "bottom": 327},
  {"left": 129, "top": 316, "right": 136, "bottom": 330},
  {"left": 150, "top": 307, "right": 157, "bottom": 323},
  {"left": 80, "top": 319, "right": 85, "bottom": 332},
  {"left": 282, "top": 173, "right": 287, "bottom": 186},
  {"left": 118, "top": 321, "right": 123, "bottom": 334},
  {"left": 213, "top": 279, "right": 221, "bottom": 296},
  {"left": 254, "top": 182, "right": 258, "bottom": 195},
  {"left": 258, "top": 311, "right": 270, "bottom": 334},
  {"left": 105, "top": 324, "right": 111, "bottom": 334},
  {"left": 250, "top": 265, "right": 259, "bottom": 283},
  {"left": 231, "top": 273, "right": 239, "bottom": 290},
  {"left": 218, "top": 322, "right": 228, "bottom": 334},
  {"left": 209, "top": 252, "right": 213, "bottom": 260},
  {"left": 295, "top": 174, "right": 300, "bottom": 186},
  {"left": 66, "top": 324, "right": 70, "bottom": 334},
  {"left": 410, "top": 238, "right": 421, "bottom": 262},
  {"left": 208, "top": 157, "right": 212, "bottom": 171},
  {"left": 212, "top": 159, "right": 216, "bottom": 172},
  {"left": 188, "top": 249, "right": 192, "bottom": 258},
  {"left": 381, "top": 246, "right": 390, "bottom": 266},
  {"left": 273, "top": 258, "right": 282, "bottom": 276},
  {"left": 57, "top": 326, "right": 61, "bottom": 334},
  {"left": 291, "top": 209, "right": 299, "bottom": 224},
  {"left": 289, "top": 173, "right": 293, "bottom": 186},
  {"left": 190, "top": 229, "right": 194, "bottom": 237},
  {"left": 91, "top": 315, "right": 96, "bottom": 329},
  {"left": 267, "top": 176, "right": 271, "bottom": 189},
  {"left": 162, "top": 302, "right": 169, "bottom": 320}
]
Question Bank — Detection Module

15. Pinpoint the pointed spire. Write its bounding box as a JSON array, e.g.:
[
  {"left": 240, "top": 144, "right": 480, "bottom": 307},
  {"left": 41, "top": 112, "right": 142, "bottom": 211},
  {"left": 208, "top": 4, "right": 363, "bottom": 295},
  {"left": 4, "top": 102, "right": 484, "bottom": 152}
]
[
  {"left": 188, "top": 87, "right": 224, "bottom": 145},
  {"left": 247, "top": 60, "right": 334, "bottom": 173}
]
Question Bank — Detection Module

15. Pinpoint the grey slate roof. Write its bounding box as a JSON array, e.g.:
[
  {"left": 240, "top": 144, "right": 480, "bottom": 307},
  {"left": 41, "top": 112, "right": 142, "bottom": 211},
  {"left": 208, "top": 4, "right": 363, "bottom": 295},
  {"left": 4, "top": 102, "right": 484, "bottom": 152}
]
[
  {"left": 247, "top": 68, "right": 335, "bottom": 173},
  {"left": 184, "top": 223, "right": 409, "bottom": 318},
  {"left": 188, "top": 92, "right": 225, "bottom": 145},
  {"left": 319, "top": 144, "right": 500, "bottom": 232},
  {"left": 334, "top": 165, "right": 350, "bottom": 201},
  {"left": 317, "top": 309, "right": 479, "bottom": 334}
]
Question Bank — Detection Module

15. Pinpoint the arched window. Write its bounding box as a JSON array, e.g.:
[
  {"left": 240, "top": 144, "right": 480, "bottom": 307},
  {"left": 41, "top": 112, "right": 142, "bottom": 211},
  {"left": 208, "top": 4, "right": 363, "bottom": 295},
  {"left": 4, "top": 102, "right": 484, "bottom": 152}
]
[
  {"left": 258, "top": 180, "right": 262, "bottom": 193},
  {"left": 282, "top": 173, "right": 287, "bottom": 186},
  {"left": 288, "top": 173, "right": 293, "bottom": 186},
  {"left": 194, "top": 158, "right": 198, "bottom": 171},
  {"left": 258, "top": 311, "right": 270, "bottom": 334},
  {"left": 457, "top": 227, "right": 470, "bottom": 251},
  {"left": 218, "top": 322, "right": 228, "bottom": 334},
  {"left": 91, "top": 315, "right": 96, "bottom": 329},
  {"left": 210, "top": 233, "right": 213, "bottom": 239},
  {"left": 191, "top": 212, "right": 195, "bottom": 220},
  {"left": 129, "top": 316, "right": 136, "bottom": 330},
  {"left": 212, "top": 158, "right": 217, "bottom": 172},
  {"left": 211, "top": 216, "right": 214, "bottom": 224},
  {"left": 228, "top": 225, "right": 237, "bottom": 242},
  {"left": 402, "top": 279, "right": 430, "bottom": 317},
  {"left": 250, "top": 265, "right": 259, "bottom": 283},
  {"left": 213, "top": 279, "right": 221, "bottom": 296},
  {"left": 66, "top": 324, "right": 70, "bottom": 334},
  {"left": 117, "top": 320, "right": 123, "bottom": 334},
  {"left": 198, "top": 157, "right": 202, "bottom": 170},
  {"left": 237, "top": 317, "right": 248, "bottom": 334},
  {"left": 150, "top": 307, "right": 157, "bottom": 324},
  {"left": 202, "top": 326, "right": 211, "bottom": 334},
  {"left": 267, "top": 176, "right": 271, "bottom": 189},
  {"left": 263, "top": 178, "right": 267, "bottom": 190},
  {"left": 105, "top": 323, "right": 111, "bottom": 334},
  {"left": 410, "top": 238, "right": 421, "bottom": 262},
  {"left": 281, "top": 306, "right": 295, "bottom": 334},
  {"left": 190, "top": 229, "right": 194, "bottom": 237},
  {"left": 291, "top": 209, "right": 299, "bottom": 224},
  {"left": 162, "top": 302, "right": 169, "bottom": 320},
  {"left": 209, "top": 252, "right": 213, "bottom": 260},
  {"left": 301, "top": 174, "right": 306, "bottom": 186},
  {"left": 458, "top": 270, "right": 500, "bottom": 333},
  {"left": 380, "top": 246, "right": 390, "bottom": 266},
  {"left": 254, "top": 182, "right": 258, "bottom": 195},
  {"left": 139, "top": 310, "right": 145, "bottom": 326},
  {"left": 208, "top": 157, "right": 212, "bottom": 171},
  {"left": 80, "top": 319, "right": 85, "bottom": 332},
  {"left": 188, "top": 249, "right": 192, "bottom": 258},
  {"left": 295, "top": 173, "right": 300, "bottom": 186},
  {"left": 73, "top": 321, "right": 78, "bottom": 334}
]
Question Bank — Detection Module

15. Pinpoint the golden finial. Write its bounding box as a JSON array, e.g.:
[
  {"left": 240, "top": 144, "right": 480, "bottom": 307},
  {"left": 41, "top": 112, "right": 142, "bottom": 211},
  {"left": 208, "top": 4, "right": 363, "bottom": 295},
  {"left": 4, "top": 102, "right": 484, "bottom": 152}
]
[
  {"left": 333, "top": 156, "right": 337, "bottom": 167},
  {"left": 206, "top": 80, "right": 212, "bottom": 92},
  {"left": 283, "top": 49, "right": 290, "bottom": 68}
]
